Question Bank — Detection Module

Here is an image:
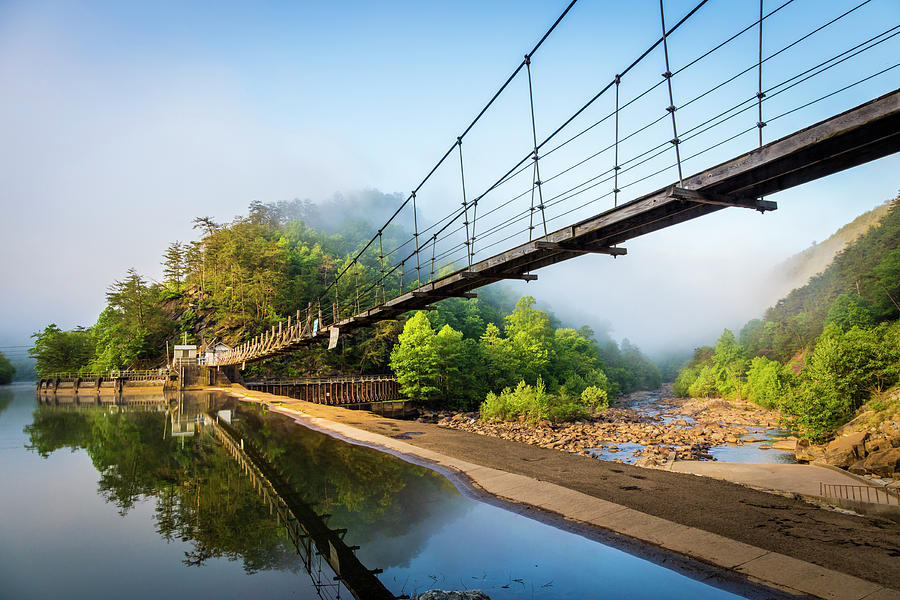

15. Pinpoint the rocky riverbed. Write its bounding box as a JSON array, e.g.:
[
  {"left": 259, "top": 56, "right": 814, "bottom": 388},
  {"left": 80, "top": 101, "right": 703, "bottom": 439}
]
[{"left": 430, "top": 387, "right": 795, "bottom": 468}]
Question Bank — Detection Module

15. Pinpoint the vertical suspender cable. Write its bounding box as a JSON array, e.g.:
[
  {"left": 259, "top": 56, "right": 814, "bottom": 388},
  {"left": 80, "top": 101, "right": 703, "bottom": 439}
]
[
  {"left": 757, "top": 0, "right": 766, "bottom": 149},
  {"left": 377, "top": 231, "right": 385, "bottom": 304},
  {"left": 526, "top": 55, "right": 548, "bottom": 240},
  {"left": 458, "top": 138, "right": 472, "bottom": 268},
  {"left": 613, "top": 74, "right": 621, "bottom": 207},
  {"left": 659, "top": 0, "right": 685, "bottom": 186},
  {"left": 412, "top": 191, "right": 421, "bottom": 287},
  {"left": 431, "top": 234, "right": 437, "bottom": 281}
]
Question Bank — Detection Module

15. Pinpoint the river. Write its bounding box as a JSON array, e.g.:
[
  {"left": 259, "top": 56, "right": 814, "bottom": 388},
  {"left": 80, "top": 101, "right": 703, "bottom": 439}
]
[{"left": 0, "top": 383, "right": 749, "bottom": 599}]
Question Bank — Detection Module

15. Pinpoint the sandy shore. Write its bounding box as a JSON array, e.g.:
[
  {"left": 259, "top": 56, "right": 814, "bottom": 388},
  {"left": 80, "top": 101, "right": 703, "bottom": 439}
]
[{"left": 215, "top": 385, "right": 900, "bottom": 599}]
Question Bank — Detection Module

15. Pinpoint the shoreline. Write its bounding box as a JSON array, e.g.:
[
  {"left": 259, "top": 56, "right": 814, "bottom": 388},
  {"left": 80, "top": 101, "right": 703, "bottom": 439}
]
[{"left": 215, "top": 384, "right": 900, "bottom": 600}]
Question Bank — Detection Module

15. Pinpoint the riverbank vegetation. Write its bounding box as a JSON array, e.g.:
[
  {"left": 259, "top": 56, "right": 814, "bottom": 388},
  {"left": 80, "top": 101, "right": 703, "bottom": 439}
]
[
  {"left": 389, "top": 297, "right": 636, "bottom": 417},
  {"left": 29, "top": 196, "right": 661, "bottom": 417},
  {"left": 0, "top": 352, "right": 14, "bottom": 385},
  {"left": 674, "top": 196, "right": 900, "bottom": 441}
]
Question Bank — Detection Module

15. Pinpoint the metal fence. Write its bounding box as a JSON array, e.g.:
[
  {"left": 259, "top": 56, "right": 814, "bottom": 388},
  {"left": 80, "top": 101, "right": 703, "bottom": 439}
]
[{"left": 819, "top": 482, "right": 900, "bottom": 505}]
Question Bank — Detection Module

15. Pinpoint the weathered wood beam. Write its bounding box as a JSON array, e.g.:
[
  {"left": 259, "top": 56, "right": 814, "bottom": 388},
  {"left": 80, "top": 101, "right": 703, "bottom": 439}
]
[
  {"left": 668, "top": 186, "right": 777, "bottom": 212},
  {"left": 532, "top": 240, "right": 627, "bottom": 256},
  {"left": 461, "top": 271, "right": 537, "bottom": 281},
  {"left": 411, "top": 291, "right": 477, "bottom": 299}
]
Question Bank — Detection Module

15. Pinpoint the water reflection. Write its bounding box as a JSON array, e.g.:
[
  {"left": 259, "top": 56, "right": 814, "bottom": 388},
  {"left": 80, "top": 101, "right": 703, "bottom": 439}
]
[{"left": 12, "top": 387, "right": 747, "bottom": 599}]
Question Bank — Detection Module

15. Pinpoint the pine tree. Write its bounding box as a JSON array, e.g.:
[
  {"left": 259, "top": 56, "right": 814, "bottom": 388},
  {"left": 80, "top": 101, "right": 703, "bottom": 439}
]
[{"left": 162, "top": 241, "right": 184, "bottom": 290}]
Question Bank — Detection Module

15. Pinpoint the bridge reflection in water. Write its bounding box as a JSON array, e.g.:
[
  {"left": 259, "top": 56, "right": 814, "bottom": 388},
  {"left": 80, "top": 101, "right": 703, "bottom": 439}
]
[
  {"left": 30, "top": 392, "right": 401, "bottom": 600},
  {"left": 205, "top": 412, "right": 400, "bottom": 600}
]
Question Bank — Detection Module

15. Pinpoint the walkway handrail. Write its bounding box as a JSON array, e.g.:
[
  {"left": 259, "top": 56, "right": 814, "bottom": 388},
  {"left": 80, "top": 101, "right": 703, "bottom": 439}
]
[
  {"left": 39, "top": 369, "right": 167, "bottom": 380},
  {"left": 243, "top": 374, "right": 396, "bottom": 386},
  {"left": 819, "top": 482, "right": 900, "bottom": 505}
]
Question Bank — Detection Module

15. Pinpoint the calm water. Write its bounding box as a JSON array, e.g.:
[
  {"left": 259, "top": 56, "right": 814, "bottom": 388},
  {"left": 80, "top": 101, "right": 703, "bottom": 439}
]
[{"left": 0, "top": 383, "right": 746, "bottom": 599}]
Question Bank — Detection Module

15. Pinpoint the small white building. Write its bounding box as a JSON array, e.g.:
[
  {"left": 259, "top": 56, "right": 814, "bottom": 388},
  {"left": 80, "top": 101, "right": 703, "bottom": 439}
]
[
  {"left": 172, "top": 345, "right": 198, "bottom": 366},
  {"left": 204, "top": 341, "right": 232, "bottom": 366}
]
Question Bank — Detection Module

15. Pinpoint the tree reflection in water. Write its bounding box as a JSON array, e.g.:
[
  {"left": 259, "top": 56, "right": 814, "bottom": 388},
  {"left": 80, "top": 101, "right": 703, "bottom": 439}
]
[{"left": 24, "top": 391, "right": 469, "bottom": 585}]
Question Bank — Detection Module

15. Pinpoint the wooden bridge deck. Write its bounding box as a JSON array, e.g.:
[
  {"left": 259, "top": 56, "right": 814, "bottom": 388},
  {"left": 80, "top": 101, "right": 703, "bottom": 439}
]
[{"left": 213, "top": 88, "right": 900, "bottom": 367}]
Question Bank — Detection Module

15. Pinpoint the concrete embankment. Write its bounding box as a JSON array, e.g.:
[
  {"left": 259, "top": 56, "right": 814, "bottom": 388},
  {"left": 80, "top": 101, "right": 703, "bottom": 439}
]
[{"left": 215, "top": 385, "right": 900, "bottom": 600}]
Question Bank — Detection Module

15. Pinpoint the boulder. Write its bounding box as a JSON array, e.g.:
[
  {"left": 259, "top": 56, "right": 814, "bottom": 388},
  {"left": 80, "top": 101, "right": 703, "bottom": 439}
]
[
  {"left": 848, "top": 459, "right": 868, "bottom": 475},
  {"left": 824, "top": 431, "right": 869, "bottom": 468},
  {"left": 861, "top": 448, "right": 900, "bottom": 477},
  {"left": 864, "top": 436, "right": 892, "bottom": 454},
  {"left": 771, "top": 439, "right": 797, "bottom": 451},
  {"left": 795, "top": 439, "right": 826, "bottom": 463}
]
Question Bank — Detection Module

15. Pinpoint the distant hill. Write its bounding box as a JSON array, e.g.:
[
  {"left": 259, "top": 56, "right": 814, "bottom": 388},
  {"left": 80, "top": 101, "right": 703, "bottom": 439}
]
[
  {"left": 743, "top": 196, "right": 900, "bottom": 361},
  {"left": 768, "top": 201, "right": 893, "bottom": 299}
]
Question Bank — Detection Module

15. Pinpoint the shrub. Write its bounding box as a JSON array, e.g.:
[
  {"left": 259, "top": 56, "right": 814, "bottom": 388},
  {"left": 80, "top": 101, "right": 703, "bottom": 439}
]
[
  {"left": 547, "top": 401, "right": 588, "bottom": 422},
  {"left": 744, "top": 356, "right": 791, "bottom": 409},
  {"left": 480, "top": 379, "right": 549, "bottom": 423},
  {"left": 480, "top": 390, "right": 510, "bottom": 421},
  {"left": 580, "top": 385, "right": 609, "bottom": 412},
  {"left": 480, "top": 377, "right": 599, "bottom": 423}
]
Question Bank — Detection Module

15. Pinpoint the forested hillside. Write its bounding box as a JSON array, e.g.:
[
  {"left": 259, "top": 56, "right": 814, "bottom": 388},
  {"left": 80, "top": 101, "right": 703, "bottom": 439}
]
[
  {"left": 675, "top": 195, "right": 900, "bottom": 440},
  {"left": 769, "top": 201, "right": 892, "bottom": 300},
  {"left": 29, "top": 197, "right": 661, "bottom": 415}
]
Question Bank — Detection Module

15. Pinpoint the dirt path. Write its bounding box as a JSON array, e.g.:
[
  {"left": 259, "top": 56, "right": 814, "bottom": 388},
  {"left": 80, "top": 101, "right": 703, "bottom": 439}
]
[{"left": 218, "top": 386, "right": 900, "bottom": 593}]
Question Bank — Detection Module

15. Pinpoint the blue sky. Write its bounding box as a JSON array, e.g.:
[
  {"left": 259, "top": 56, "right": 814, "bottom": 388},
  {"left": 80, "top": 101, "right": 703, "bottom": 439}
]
[{"left": 1, "top": 0, "right": 898, "bottom": 357}]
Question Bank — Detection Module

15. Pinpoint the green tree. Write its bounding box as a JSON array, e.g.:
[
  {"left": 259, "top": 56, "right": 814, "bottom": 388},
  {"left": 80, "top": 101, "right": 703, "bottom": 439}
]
[
  {"left": 744, "top": 356, "right": 792, "bottom": 409},
  {"left": 0, "top": 351, "right": 14, "bottom": 384},
  {"left": 781, "top": 323, "right": 899, "bottom": 440},
  {"left": 389, "top": 312, "right": 441, "bottom": 401},
  {"left": 825, "top": 293, "right": 874, "bottom": 331},
  {"left": 710, "top": 329, "right": 747, "bottom": 398},
  {"left": 29, "top": 324, "right": 95, "bottom": 376},
  {"left": 162, "top": 241, "right": 185, "bottom": 291}
]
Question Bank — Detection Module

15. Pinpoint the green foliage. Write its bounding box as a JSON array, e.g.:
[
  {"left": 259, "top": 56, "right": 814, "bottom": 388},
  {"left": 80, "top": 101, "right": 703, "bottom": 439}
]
[
  {"left": 479, "top": 376, "right": 605, "bottom": 424},
  {"left": 595, "top": 338, "right": 662, "bottom": 394},
  {"left": 778, "top": 322, "right": 899, "bottom": 440},
  {"left": 388, "top": 312, "right": 489, "bottom": 409},
  {"left": 825, "top": 293, "right": 874, "bottom": 331},
  {"left": 389, "top": 312, "right": 441, "bottom": 402},
  {"left": 427, "top": 297, "right": 503, "bottom": 340},
  {"left": 673, "top": 365, "right": 699, "bottom": 397},
  {"left": 710, "top": 330, "right": 748, "bottom": 399},
  {"left": 743, "top": 198, "right": 900, "bottom": 360},
  {"left": 0, "top": 352, "right": 14, "bottom": 385},
  {"left": 580, "top": 385, "right": 609, "bottom": 412},
  {"left": 744, "top": 356, "right": 792, "bottom": 409},
  {"left": 481, "top": 379, "right": 550, "bottom": 423},
  {"left": 673, "top": 331, "right": 748, "bottom": 400},
  {"left": 29, "top": 324, "right": 95, "bottom": 376},
  {"left": 687, "top": 365, "right": 718, "bottom": 398}
]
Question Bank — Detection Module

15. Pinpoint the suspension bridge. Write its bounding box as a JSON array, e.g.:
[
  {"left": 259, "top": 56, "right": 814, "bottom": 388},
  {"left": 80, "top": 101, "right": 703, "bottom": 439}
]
[{"left": 211, "top": 0, "right": 900, "bottom": 368}]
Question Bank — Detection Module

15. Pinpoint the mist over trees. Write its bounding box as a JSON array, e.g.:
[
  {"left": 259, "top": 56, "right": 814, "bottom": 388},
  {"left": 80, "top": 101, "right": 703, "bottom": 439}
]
[
  {"left": 28, "top": 194, "right": 663, "bottom": 415},
  {"left": 674, "top": 196, "right": 900, "bottom": 441}
]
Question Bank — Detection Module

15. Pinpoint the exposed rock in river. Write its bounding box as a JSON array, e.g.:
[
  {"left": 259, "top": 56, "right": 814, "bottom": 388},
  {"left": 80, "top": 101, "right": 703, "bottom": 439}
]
[{"left": 437, "top": 389, "right": 788, "bottom": 468}]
